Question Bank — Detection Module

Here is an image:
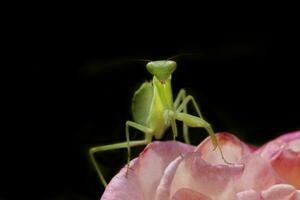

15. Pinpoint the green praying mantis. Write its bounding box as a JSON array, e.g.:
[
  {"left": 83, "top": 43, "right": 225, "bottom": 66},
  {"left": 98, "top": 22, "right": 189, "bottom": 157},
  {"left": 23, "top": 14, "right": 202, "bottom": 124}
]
[{"left": 89, "top": 60, "right": 228, "bottom": 187}]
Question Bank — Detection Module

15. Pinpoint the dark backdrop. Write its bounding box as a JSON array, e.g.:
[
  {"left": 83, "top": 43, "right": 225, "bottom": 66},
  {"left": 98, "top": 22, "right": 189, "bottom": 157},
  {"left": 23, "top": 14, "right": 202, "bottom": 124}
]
[{"left": 1, "top": 29, "right": 299, "bottom": 200}]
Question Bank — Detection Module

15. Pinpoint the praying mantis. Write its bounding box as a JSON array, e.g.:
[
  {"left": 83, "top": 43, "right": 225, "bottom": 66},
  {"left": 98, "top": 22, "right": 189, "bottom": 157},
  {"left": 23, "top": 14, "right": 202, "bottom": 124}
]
[{"left": 89, "top": 60, "right": 227, "bottom": 187}]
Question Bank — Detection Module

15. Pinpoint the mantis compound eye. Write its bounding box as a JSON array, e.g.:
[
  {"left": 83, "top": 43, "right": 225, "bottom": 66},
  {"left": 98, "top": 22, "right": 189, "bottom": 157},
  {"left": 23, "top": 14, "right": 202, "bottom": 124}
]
[{"left": 146, "top": 60, "right": 177, "bottom": 82}]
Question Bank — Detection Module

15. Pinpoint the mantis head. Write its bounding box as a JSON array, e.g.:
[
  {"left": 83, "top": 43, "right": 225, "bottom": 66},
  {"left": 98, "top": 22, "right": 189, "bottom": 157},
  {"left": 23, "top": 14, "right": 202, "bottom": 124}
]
[{"left": 146, "top": 60, "right": 177, "bottom": 83}]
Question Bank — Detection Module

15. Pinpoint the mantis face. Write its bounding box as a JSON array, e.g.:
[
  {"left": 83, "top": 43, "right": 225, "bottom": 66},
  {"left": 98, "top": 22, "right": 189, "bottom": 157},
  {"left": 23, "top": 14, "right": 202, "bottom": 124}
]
[{"left": 146, "top": 60, "right": 177, "bottom": 83}]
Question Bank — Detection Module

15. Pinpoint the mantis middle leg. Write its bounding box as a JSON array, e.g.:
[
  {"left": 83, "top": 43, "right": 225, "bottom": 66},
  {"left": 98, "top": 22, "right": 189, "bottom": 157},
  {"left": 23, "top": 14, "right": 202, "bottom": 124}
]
[
  {"left": 169, "top": 111, "right": 229, "bottom": 164},
  {"left": 89, "top": 121, "right": 153, "bottom": 187}
]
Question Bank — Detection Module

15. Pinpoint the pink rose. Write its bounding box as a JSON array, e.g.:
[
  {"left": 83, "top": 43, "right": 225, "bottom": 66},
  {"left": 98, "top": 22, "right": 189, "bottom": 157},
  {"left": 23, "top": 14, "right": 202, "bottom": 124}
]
[
  {"left": 101, "top": 132, "right": 300, "bottom": 200},
  {"left": 256, "top": 131, "right": 300, "bottom": 189}
]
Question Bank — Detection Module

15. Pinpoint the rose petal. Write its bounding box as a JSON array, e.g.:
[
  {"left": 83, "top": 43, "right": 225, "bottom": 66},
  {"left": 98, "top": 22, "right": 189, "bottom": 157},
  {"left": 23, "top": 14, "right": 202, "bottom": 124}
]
[
  {"left": 270, "top": 150, "right": 300, "bottom": 189},
  {"left": 234, "top": 190, "right": 261, "bottom": 200},
  {"left": 257, "top": 131, "right": 300, "bottom": 156},
  {"left": 276, "top": 131, "right": 300, "bottom": 144},
  {"left": 237, "top": 154, "right": 282, "bottom": 192},
  {"left": 292, "top": 191, "right": 300, "bottom": 200},
  {"left": 155, "top": 152, "right": 244, "bottom": 200},
  {"left": 257, "top": 139, "right": 284, "bottom": 159},
  {"left": 101, "top": 158, "right": 143, "bottom": 200},
  {"left": 101, "top": 141, "right": 194, "bottom": 200},
  {"left": 258, "top": 131, "right": 300, "bottom": 188},
  {"left": 172, "top": 188, "right": 212, "bottom": 200},
  {"left": 261, "top": 184, "right": 300, "bottom": 200},
  {"left": 288, "top": 139, "right": 300, "bottom": 152},
  {"left": 154, "top": 156, "right": 183, "bottom": 200},
  {"left": 135, "top": 141, "right": 194, "bottom": 199},
  {"left": 195, "top": 133, "right": 254, "bottom": 164},
  {"left": 101, "top": 132, "right": 300, "bottom": 199}
]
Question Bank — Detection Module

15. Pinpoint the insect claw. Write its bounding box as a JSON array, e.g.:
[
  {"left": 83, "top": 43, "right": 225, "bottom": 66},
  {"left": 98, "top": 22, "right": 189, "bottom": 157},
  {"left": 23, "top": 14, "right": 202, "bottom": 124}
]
[
  {"left": 179, "top": 153, "right": 184, "bottom": 158},
  {"left": 125, "top": 164, "right": 132, "bottom": 178}
]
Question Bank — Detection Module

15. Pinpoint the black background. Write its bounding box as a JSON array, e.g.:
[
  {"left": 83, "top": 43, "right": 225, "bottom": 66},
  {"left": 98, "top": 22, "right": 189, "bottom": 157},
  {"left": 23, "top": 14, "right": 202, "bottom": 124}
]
[{"left": 1, "top": 17, "right": 299, "bottom": 200}]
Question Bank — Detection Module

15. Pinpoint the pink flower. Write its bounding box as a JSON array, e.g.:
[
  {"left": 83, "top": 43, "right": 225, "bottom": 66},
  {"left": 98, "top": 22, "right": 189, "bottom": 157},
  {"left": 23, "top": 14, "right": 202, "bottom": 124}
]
[
  {"left": 256, "top": 131, "right": 300, "bottom": 189},
  {"left": 101, "top": 132, "right": 300, "bottom": 200}
]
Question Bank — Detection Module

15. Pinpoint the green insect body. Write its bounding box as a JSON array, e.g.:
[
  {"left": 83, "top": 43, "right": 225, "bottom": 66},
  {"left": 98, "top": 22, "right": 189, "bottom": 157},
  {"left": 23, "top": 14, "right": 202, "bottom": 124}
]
[
  {"left": 133, "top": 78, "right": 172, "bottom": 139},
  {"left": 89, "top": 60, "right": 227, "bottom": 187}
]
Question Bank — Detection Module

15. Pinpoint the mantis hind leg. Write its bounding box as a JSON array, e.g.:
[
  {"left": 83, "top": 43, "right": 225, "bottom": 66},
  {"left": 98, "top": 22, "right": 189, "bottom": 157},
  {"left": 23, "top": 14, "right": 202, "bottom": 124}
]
[
  {"left": 178, "top": 95, "right": 204, "bottom": 144},
  {"left": 174, "top": 89, "right": 204, "bottom": 144},
  {"left": 176, "top": 95, "right": 203, "bottom": 118},
  {"left": 174, "top": 89, "right": 189, "bottom": 143},
  {"left": 89, "top": 121, "right": 152, "bottom": 187}
]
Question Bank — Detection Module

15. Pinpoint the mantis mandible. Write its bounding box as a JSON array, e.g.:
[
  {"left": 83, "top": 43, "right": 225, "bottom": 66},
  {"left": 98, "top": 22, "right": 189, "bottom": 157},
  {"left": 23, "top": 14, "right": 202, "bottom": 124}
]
[{"left": 89, "top": 60, "right": 227, "bottom": 187}]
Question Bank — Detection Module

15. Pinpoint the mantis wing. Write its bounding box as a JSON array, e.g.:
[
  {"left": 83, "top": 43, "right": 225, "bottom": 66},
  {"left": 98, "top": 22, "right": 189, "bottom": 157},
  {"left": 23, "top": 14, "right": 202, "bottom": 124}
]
[{"left": 131, "top": 82, "right": 153, "bottom": 126}]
